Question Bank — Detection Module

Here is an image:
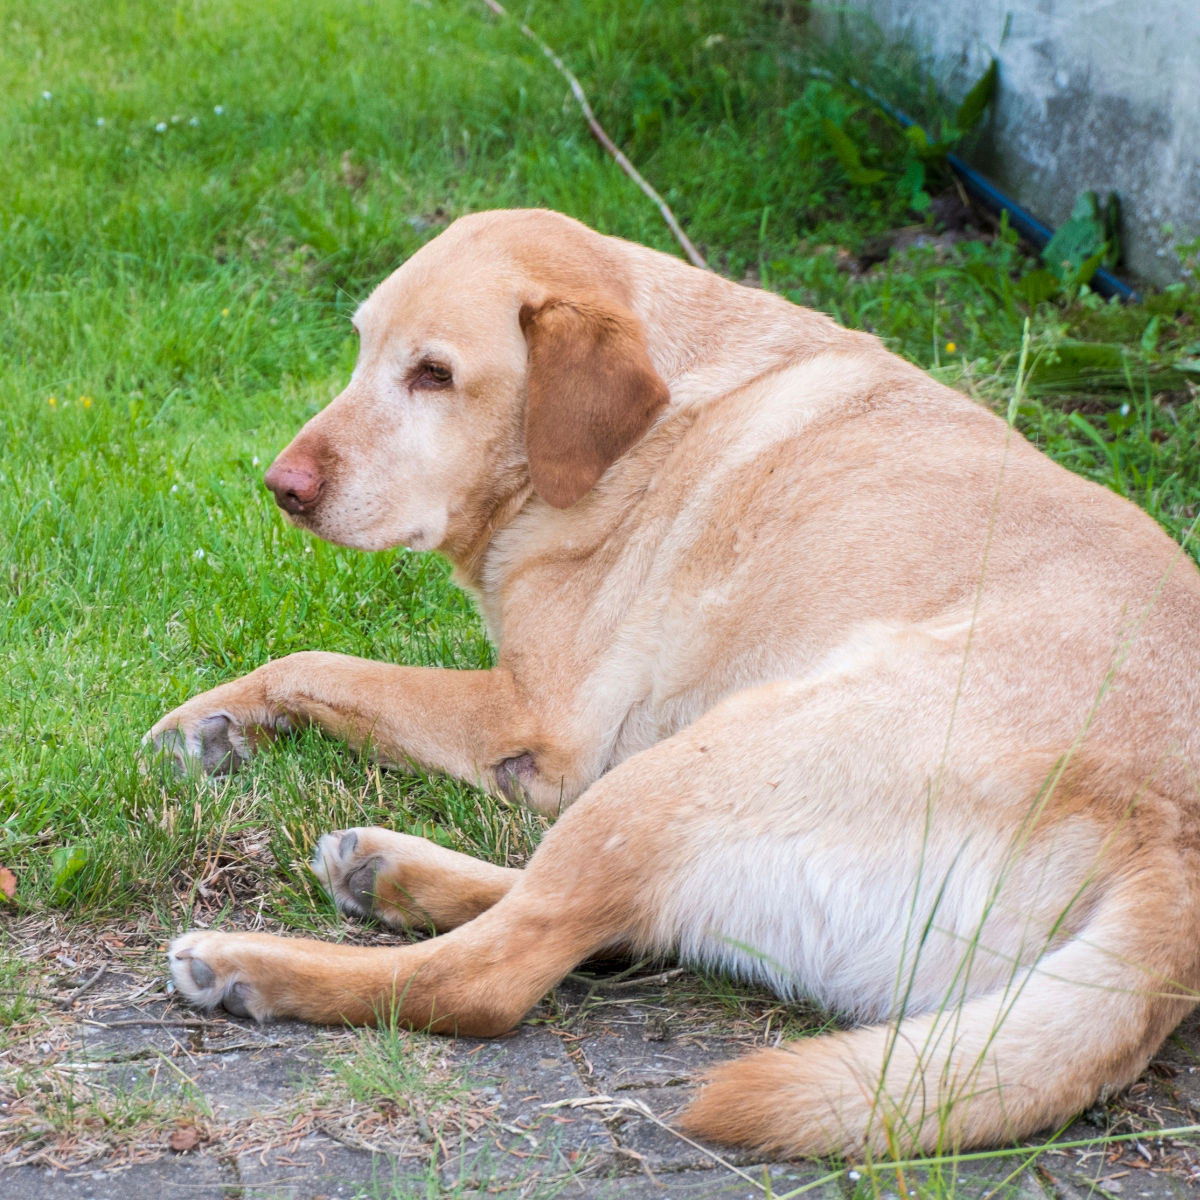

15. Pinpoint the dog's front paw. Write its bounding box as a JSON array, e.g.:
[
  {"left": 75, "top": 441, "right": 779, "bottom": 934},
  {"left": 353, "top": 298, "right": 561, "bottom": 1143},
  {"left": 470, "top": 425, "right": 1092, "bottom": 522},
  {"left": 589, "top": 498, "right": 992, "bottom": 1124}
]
[
  {"left": 169, "top": 931, "right": 267, "bottom": 1019},
  {"left": 144, "top": 710, "right": 252, "bottom": 777},
  {"left": 143, "top": 684, "right": 293, "bottom": 777}
]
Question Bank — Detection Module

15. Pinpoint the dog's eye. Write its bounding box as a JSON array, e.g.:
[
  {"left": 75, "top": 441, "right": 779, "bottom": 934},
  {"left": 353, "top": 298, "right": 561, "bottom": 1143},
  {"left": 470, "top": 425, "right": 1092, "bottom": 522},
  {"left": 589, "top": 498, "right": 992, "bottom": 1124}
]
[{"left": 413, "top": 361, "right": 453, "bottom": 389}]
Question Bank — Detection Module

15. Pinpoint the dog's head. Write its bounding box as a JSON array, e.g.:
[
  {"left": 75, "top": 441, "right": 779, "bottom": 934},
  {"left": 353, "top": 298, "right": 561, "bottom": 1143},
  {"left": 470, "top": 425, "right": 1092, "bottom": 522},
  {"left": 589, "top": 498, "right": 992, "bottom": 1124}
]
[{"left": 264, "top": 210, "right": 669, "bottom": 558}]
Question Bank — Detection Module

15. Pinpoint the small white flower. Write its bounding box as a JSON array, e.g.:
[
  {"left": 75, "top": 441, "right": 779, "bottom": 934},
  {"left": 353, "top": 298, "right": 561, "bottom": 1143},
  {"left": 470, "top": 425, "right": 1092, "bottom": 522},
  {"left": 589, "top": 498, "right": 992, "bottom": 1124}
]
[
  {"left": 252, "top": 455, "right": 260, "bottom": 466},
  {"left": 171, "top": 114, "right": 181, "bottom": 124},
  {"left": 41, "top": 91, "right": 52, "bottom": 101},
  {"left": 213, "top": 104, "right": 225, "bottom": 115},
  {"left": 155, "top": 121, "right": 167, "bottom": 132},
  {"left": 1120, "top": 402, "right": 1131, "bottom": 416},
  {"left": 304, "top": 546, "right": 313, "bottom": 554},
  {"left": 170, "top": 484, "right": 179, "bottom": 494},
  {"left": 188, "top": 116, "right": 199, "bottom": 127},
  {"left": 193, "top": 547, "right": 205, "bottom": 560},
  {"left": 96, "top": 117, "right": 105, "bottom": 127}
]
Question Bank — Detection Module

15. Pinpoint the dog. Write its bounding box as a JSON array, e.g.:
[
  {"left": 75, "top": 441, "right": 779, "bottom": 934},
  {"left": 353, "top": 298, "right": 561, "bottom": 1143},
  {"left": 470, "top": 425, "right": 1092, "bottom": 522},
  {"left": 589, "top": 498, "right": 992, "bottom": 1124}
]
[{"left": 148, "top": 209, "right": 1200, "bottom": 1158}]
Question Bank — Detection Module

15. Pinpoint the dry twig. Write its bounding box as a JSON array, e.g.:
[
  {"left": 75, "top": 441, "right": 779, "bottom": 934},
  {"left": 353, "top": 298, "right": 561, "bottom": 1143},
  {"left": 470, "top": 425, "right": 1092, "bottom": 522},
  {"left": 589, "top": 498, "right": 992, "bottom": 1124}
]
[
  {"left": 543, "top": 1093, "right": 766, "bottom": 1191},
  {"left": 480, "top": 0, "right": 707, "bottom": 269}
]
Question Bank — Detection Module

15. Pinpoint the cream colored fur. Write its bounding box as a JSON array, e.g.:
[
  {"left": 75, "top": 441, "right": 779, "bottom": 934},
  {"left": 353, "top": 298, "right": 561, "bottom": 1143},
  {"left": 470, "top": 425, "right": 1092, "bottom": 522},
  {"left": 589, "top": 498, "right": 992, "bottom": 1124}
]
[{"left": 148, "top": 209, "right": 1200, "bottom": 1159}]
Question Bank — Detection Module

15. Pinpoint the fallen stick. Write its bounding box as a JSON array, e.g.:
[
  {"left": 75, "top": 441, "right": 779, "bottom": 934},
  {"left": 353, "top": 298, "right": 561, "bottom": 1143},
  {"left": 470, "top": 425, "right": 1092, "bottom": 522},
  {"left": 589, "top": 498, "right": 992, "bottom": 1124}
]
[{"left": 480, "top": 0, "right": 708, "bottom": 270}]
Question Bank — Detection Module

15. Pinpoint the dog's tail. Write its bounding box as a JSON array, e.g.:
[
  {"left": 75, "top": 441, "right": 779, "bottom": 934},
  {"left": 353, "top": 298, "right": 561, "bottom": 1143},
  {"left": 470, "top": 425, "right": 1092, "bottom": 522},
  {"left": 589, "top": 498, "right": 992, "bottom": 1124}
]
[{"left": 678, "top": 869, "right": 1197, "bottom": 1158}]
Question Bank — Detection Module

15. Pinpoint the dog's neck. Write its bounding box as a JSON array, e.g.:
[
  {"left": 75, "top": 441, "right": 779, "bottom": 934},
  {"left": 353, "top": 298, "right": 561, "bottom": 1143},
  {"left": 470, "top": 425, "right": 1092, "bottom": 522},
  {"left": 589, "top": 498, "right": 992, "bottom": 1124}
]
[
  {"left": 444, "top": 477, "right": 536, "bottom": 592},
  {"left": 452, "top": 234, "right": 880, "bottom": 628},
  {"left": 621, "top": 246, "right": 868, "bottom": 410}
]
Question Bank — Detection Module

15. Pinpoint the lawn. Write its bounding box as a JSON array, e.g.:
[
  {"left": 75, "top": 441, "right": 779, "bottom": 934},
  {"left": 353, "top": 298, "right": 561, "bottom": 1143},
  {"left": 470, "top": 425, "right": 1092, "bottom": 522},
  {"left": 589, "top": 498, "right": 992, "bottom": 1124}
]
[{"left": 2, "top": 0, "right": 1199, "bottom": 1186}]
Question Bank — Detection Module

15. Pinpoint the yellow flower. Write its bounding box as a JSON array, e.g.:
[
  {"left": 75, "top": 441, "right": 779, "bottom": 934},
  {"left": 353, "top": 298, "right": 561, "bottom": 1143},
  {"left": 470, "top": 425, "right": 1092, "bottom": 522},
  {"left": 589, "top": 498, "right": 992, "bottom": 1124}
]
[
  {"left": 48, "top": 396, "right": 57, "bottom": 407},
  {"left": 80, "top": 395, "right": 93, "bottom": 408},
  {"left": 944, "top": 341, "right": 957, "bottom": 353},
  {"left": 221, "top": 308, "right": 230, "bottom": 317}
]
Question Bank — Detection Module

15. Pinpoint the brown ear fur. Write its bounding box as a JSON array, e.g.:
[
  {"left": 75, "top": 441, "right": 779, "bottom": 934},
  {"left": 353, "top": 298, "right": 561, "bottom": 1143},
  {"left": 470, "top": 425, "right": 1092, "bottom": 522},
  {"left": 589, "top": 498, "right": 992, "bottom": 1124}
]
[{"left": 520, "top": 298, "right": 670, "bottom": 509}]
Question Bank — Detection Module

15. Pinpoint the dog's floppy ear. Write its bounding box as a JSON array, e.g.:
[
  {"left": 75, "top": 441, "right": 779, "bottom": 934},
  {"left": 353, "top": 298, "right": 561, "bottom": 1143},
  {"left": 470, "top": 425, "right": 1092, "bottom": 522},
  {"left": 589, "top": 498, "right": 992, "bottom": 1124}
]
[{"left": 519, "top": 297, "right": 669, "bottom": 509}]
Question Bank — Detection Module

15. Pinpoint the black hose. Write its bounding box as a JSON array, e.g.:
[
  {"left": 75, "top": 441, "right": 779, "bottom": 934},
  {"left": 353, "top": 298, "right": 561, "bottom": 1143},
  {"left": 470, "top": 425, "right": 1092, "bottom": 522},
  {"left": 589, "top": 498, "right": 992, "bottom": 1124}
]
[{"left": 827, "top": 70, "right": 1141, "bottom": 302}]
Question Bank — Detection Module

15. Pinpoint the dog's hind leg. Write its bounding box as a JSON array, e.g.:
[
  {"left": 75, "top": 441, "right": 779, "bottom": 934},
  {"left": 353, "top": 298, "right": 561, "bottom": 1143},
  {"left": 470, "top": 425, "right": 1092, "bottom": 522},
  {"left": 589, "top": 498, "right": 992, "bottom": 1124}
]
[
  {"left": 167, "top": 720, "right": 751, "bottom": 1030},
  {"left": 313, "top": 827, "right": 521, "bottom": 932},
  {"left": 169, "top": 669, "right": 1197, "bottom": 1160},
  {"left": 168, "top": 775, "right": 662, "bottom": 1031},
  {"left": 163, "top": 668, "right": 1017, "bottom": 1031}
]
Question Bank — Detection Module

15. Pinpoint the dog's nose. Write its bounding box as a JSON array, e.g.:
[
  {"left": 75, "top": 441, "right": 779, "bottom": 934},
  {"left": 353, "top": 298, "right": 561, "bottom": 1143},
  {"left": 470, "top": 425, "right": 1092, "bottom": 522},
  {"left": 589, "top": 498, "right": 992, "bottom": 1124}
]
[{"left": 264, "top": 461, "right": 324, "bottom": 514}]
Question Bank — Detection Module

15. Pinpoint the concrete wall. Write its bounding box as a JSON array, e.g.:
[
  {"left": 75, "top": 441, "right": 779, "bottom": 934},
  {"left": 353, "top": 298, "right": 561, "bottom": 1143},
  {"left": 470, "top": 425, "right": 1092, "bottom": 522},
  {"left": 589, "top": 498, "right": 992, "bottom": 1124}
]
[{"left": 822, "top": 1, "right": 1200, "bottom": 286}]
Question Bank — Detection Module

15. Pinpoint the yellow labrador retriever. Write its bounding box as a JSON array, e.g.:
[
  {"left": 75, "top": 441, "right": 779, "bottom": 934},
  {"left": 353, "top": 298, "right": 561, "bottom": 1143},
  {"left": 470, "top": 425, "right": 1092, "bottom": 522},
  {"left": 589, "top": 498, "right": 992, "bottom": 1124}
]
[{"left": 148, "top": 209, "right": 1200, "bottom": 1159}]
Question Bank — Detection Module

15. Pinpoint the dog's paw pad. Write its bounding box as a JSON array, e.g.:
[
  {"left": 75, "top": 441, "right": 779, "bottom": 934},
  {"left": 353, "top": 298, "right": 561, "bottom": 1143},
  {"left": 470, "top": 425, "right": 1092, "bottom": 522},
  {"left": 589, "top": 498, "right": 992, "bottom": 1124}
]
[
  {"left": 169, "top": 934, "right": 262, "bottom": 1019},
  {"left": 182, "top": 954, "right": 216, "bottom": 991},
  {"left": 313, "top": 828, "right": 381, "bottom": 918},
  {"left": 195, "top": 714, "right": 249, "bottom": 775},
  {"left": 170, "top": 939, "right": 223, "bottom": 1005},
  {"left": 142, "top": 711, "right": 250, "bottom": 778},
  {"left": 221, "top": 980, "right": 254, "bottom": 1018},
  {"left": 345, "top": 858, "right": 383, "bottom": 914}
]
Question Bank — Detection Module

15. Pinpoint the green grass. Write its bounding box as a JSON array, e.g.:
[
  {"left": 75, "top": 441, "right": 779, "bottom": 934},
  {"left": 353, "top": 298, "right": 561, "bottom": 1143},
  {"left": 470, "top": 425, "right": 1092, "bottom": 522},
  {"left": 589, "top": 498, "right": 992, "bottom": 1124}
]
[
  {"left": 4, "top": 0, "right": 1196, "bottom": 915},
  {"left": 2, "top": 0, "right": 1198, "bottom": 922},
  {"left": 2, "top": 0, "right": 1199, "bottom": 1182}
]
